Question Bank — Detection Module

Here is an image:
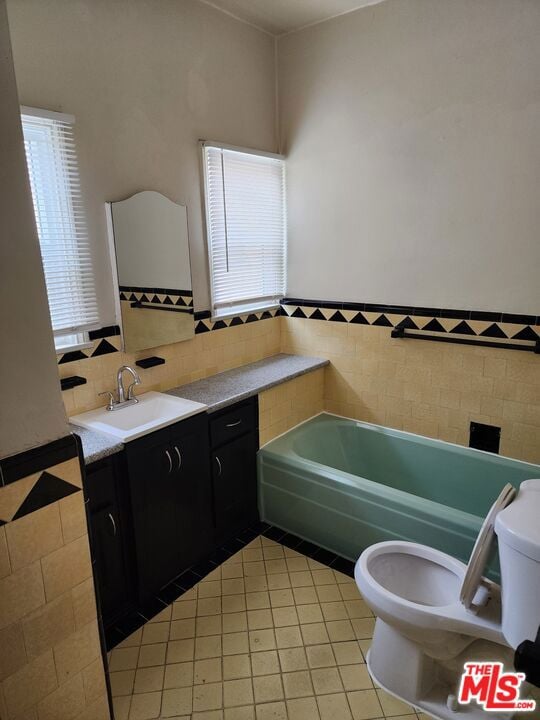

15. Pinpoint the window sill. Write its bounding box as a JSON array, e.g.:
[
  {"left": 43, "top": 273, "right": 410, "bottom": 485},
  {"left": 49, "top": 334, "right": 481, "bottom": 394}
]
[
  {"left": 211, "top": 303, "right": 280, "bottom": 323},
  {"left": 55, "top": 340, "right": 94, "bottom": 355}
]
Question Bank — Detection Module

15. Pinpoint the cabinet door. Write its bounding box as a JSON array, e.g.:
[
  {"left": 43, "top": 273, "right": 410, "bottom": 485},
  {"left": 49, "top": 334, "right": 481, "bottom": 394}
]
[
  {"left": 91, "top": 504, "right": 128, "bottom": 621},
  {"left": 212, "top": 431, "right": 258, "bottom": 540},
  {"left": 169, "top": 419, "right": 213, "bottom": 569}
]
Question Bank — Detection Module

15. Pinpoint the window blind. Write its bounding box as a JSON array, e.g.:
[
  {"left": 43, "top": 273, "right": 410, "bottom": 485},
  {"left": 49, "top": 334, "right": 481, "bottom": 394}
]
[
  {"left": 21, "top": 107, "right": 99, "bottom": 338},
  {"left": 203, "top": 144, "right": 286, "bottom": 317}
]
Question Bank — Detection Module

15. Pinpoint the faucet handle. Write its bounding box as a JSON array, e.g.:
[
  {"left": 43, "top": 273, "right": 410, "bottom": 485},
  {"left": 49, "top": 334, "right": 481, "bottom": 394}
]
[{"left": 98, "top": 391, "right": 116, "bottom": 411}]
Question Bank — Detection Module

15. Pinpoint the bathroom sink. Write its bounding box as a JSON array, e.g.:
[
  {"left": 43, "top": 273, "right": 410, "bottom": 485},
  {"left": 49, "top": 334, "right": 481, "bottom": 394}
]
[{"left": 69, "top": 391, "right": 207, "bottom": 442}]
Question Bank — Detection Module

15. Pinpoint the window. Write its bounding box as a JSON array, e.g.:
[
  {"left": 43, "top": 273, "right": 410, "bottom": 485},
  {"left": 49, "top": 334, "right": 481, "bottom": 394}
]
[
  {"left": 21, "top": 107, "right": 99, "bottom": 350},
  {"left": 202, "top": 142, "right": 286, "bottom": 318}
]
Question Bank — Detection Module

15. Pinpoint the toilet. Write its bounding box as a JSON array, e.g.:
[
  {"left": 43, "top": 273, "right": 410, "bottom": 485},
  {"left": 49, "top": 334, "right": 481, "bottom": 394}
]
[{"left": 355, "top": 479, "right": 540, "bottom": 719}]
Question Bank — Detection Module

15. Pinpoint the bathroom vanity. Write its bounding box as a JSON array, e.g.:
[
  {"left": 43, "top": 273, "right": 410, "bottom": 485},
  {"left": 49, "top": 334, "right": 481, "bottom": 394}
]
[{"left": 75, "top": 354, "right": 327, "bottom": 639}]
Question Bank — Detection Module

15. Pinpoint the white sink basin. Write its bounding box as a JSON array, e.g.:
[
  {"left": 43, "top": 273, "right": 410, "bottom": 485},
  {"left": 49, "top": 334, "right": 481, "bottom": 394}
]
[{"left": 70, "top": 391, "right": 207, "bottom": 442}]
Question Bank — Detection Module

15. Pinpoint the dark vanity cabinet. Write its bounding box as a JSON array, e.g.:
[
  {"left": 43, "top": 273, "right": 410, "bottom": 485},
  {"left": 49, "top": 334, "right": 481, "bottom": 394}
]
[
  {"left": 85, "top": 454, "right": 134, "bottom": 626},
  {"left": 210, "top": 396, "right": 259, "bottom": 543},
  {"left": 125, "top": 411, "right": 214, "bottom": 603}
]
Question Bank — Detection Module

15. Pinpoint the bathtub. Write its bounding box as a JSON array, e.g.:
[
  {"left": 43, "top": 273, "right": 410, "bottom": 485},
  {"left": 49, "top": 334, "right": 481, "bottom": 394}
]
[{"left": 257, "top": 413, "right": 540, "bottom": 574}]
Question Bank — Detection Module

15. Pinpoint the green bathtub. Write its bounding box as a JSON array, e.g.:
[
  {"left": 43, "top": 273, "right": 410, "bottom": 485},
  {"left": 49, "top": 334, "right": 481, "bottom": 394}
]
[{"left": 257, "top": 413, "right": 540, "bottom": 575}]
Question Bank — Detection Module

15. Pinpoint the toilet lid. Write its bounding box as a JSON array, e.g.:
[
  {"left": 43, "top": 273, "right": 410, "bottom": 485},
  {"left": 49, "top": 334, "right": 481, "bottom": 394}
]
[{"left": 460, "top": 483, "right": 516, "bottom": 610}]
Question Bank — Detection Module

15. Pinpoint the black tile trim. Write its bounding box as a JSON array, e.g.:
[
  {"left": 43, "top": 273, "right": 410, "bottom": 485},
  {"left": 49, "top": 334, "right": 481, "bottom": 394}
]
[
  {"left": 0, "top": 434, "right": 77, "bottom": 487},
  {"left": 60, "top": 376, "right": 87, "bottom": 391},
  {"left": 281, "top": 298, "right": 538, "bottom": 326},
  {"left": 104, "top": 521, "right": 355, "bottom": 651},
  {"left": 119, "top": 285, "right": 193, "bottom": 297},
  {"left": 88, "top": 325, "right": 121, "bottom": 340}
]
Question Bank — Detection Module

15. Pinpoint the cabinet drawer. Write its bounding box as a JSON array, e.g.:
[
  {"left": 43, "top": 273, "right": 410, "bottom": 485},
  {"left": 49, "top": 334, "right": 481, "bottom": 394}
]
[{"left": 210, "top": 399, "right": 257, "bottom": 447}]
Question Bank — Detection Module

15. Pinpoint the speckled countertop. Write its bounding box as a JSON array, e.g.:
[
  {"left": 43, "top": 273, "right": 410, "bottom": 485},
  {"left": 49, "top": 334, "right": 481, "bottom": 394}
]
[
  {"left": 166, "top": 353, "right": 328, "bottom": 411},
  {"left": 72, "top": 353, "right": 328, "bottom": 464}
]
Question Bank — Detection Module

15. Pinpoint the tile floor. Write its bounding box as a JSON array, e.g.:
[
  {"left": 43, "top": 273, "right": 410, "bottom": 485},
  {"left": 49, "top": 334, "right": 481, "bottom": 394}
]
[{"left": 108, "top": 535, "right": 430, "bottom": 720}]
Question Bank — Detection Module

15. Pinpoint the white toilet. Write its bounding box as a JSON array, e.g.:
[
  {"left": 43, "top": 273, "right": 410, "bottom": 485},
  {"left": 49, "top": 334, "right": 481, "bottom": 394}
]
[{"left": 355, "top": 479, "right": 540, "bottom": 719}]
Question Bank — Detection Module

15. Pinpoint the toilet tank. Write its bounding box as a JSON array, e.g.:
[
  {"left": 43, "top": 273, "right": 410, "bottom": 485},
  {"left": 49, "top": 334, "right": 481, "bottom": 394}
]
[{"left": 495, "top": 479, "right": 540, "bottom": 649}]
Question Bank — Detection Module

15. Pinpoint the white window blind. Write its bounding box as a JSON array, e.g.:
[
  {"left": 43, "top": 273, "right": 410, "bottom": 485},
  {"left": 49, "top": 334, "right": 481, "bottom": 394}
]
[
  {"left": 21, "top": 107, "right": 99, "bottom": 343},
  {"left": 203, "top": 143, "right": 286, "bottom": 318}
]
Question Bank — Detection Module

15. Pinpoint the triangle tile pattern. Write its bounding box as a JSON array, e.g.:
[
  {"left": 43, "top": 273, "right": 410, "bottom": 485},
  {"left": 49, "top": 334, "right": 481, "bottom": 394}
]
[
  {"left": 421, "top": 318, "right": 446, "bottom": 333},
  {"left": 11, "top": 471, "right": 79, "bottom": 521},
  {"left": 449, "top": 321, "right": 475, "bottom": 335},
  {"left": 108, "top": 532, "right": 420, "bottom": 720},
  {"left": 480, "top": 323, "right": 508, "bottom": 339},
  {"left": 513, "top": 326, "right": 539, "bottom": 341},
  {"left": 91, "top": 339, "right": 118, "bottom": 357}
]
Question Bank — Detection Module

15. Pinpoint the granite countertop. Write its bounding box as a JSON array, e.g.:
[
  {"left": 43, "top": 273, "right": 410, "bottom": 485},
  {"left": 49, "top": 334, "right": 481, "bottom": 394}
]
[
  {"left": 70, "top": 424, "right": 124, "bottom": 465},
  {"left": 72, "top": 353, "right": 328, "bottom": 464},
  {"left": 166, "top": 353, "right": 328, "bottom": 412}
]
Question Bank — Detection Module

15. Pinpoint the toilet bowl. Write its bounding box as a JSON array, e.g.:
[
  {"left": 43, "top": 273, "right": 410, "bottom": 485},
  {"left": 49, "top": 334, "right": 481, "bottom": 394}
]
[{"left": 354, "top": 481, "right": 540, "bottom": 719}]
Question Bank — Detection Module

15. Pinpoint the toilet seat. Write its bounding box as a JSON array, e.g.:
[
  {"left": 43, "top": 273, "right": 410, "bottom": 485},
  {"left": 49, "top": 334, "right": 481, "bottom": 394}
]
[{"left": 355, "top": 541, "right": 504, "bottom": 644}]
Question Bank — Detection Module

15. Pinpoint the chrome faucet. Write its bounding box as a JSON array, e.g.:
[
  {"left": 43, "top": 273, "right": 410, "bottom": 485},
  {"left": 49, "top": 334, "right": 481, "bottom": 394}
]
[{"left": 99, "top": 365, "right": 141, "bottom": 411}]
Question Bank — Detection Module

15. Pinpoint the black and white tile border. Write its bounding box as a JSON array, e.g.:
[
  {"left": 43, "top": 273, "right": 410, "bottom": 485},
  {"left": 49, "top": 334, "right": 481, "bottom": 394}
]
[
  {"left": 119, "top": 285, "right": 194, "bottom": 310},
  {"left": 57, "top": 325, "right": 122, "bottom": 365},
  {"left": 281, "top": 298, "right": 540, "bottom": 344}
]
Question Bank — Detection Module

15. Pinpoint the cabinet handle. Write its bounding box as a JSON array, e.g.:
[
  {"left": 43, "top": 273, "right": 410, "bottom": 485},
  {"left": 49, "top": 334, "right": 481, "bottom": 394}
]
[
  {"left": 165, "top": 449, "right": 173, "bottom": 474},
  {"left": 174, "top": 445, "right": 182, "bottom": 471},
  {"left": 226, "top": 419, "right": 242, "bottom": 428},
  {"left": 215, "top": 455, "right": 222, "bottom": 476},
  {"left": 108, "top": 512, "right": 117, "bottom": 536}
]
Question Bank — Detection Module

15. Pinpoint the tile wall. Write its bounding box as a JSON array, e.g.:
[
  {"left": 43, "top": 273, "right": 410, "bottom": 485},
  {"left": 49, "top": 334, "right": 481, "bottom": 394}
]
[
  {"left": 0, "top": 440, "right": 110, "bottom": 720},
  {"left": 281, "top": 316, "right": 540, "bottom": 464}
]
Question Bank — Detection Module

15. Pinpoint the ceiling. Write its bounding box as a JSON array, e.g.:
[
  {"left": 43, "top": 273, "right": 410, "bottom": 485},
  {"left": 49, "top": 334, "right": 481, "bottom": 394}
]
[{"left": 201, "top": 0, "right": 386, "bottom": 36}]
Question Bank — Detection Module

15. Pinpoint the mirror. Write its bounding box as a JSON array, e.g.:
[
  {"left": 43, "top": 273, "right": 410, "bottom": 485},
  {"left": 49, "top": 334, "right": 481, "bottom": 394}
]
[{"left": 109, "top": 191, "right": 194, "bottom": 352}]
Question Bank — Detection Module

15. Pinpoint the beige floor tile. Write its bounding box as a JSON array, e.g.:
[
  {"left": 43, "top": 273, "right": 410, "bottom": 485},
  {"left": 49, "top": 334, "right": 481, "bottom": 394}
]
[
  {"left": 223, "top": 611, "right": 248, "bottom": 634},
  {"left": 223, "top": 653, "right": 251, "bottom": 680},
  {"left": 339, "top": 664, "right": 373, "bottom": 691},
  {"left": 193, "top": 681, "right": 223, "bottom": 712},
  {"left": 289, "top": 571, "right": 314, "bottom": 588},
  {"left": 283, "top": 670, "right": 313, "bottom": 699},
  {"left": 163, "top": 661, "right": 194, "bottom": 689},
  {"left": 113, "top": 695, "right": 131, "bottom": 720},
  {"left": 170, "top": 618, "right": 196, "bottom": 640},
  {"left": 333, "top": 641, "right": 364, "bottom": 666},
  {"left": 376, "top": 688, "right": 416, "bottom": 716},
  {"left": 296, "top": 603, "right": 324, "bottom": 624},
  {"left": 249, "top": 629, "right": 276, "bottom": 652},
  {"left": 316, "top": 585, "right": 342, "bottom": 602},
  {"left": 133, "top": 666, "right": 164, "bottom": 694},
  {"left": 311, "top": 667, "right": 344, "bottom": 695},
  {"left": 269, "top": 588, "right": 294, "bottom": 607},
  {"left": 167, "top": 639, "right": 195, "bottom": 663},
  {"left": 141, "top": 622, "right": 169, "bottom": 645},
  {"left": 192, "top": 710, "right": 223, "bottom": 719},
  {"left": 266, "top": 573, "right": 291, "bottom": 590},
  {"left": 292, "top": 586, "right": 318, "bottom": 604},
  {"left": 262, "top": 546, "right": 284, "bottom": 560},
  {"left": 347, "top": 689, "right": 384, "bottom": 720},
  {"left": 272, "top": 605, "right": 299, "bottom": 627},
  {"left": 311, "top": 570, "right": 336, "bottom": 586},
  {"left": 326, "top": 619, "right": 356, "bottom": 642},
  {"left": 203, "top": 567, "right": 222, "bottom": 582},
  {"left": 251, "top": 650, "right": 280, "bottom": 676},
  {"left": 245, "top": 576, "right": 269, "bottom": 592},
  {"left": 178, "top": 587, "right": 197, "bottom": 602},
  {"left": 224, "top": 704, "right": 255, "bottom": 719},
  {"left": 345, "top": 600, "right": 372, "bottom": 618},
  {"left": 222, "top": 578, "right": 246, "bottom": 595},
  {"left": 306, "top": 644, "right": 336, "bottom": 669},
  {"left": 334, "top": 571, "right": 352, "bottom": 584},
  {"left": 253, "top": 674, "right": 284, "bottom": 704},
  {"left": 117, "top": 628, "right": 143, "bottom": 648},
  {"left": 197, "top": 597, "right": 222, "bottom": 616},
  {"left": 222, "top": 563, "right": 244, "bottom": 579},
  {"left": 286, "top": 557, "right": 310, "bottom": 572},
  {"left": 222, "top": 594, "right": 247, "bottom": 613},
  {"left": 128, "top": 690, "right": 162, "bottom": 720},
  {"left": 110, "top": 670, "right": 136, "bottom": 696},
  {"left": 243, "top": 548, "right": 263, "bottom": 563},
  {"left": 278, "top": 647, "right": 308, "bottom": 673},
  {"left": 195, "top": 615, "right": 222, "bottom": 637},
  {"left": 223, "top": 678, "right": 254, "bottom": 707},
  {"left": 321, "top": 601, "right": 348, "bottom": 621},
  {"left": 246, "top": 591, "right": 271, "bottom": 609},
  {"left": 265, "top": 560, "right": 288, "bottom": 575},
  {"left": 244, "top": 562, "right": 266, "bottom": 577},
  {"left": 300, "top": 622, "right": 330, "bottom": 646},
  {"left": 199, "top": 581, "right": 222, "bottom": 598},
  {"left": 255, "top": 700, "right": 287, "bottom": 719},
  {"left": 317, "top": 692, "right": 353, "bottom": 720},
  {"left": 223, "top": 631, "right": 249, "bottom": 655},
  {"left": 138, "top": 643, "right": 166, "bottom": 668},
  {"left": 161, "top": 686, "right": 193, "bottom": 717},
  {"left": 339, "top": 584, "right": 363, "bottom": 601},
  {"left": 109, "top": 647, "right": 140, "bottom": 672},
  {"left": 194, "top": 658, "right": 222, "bottom": 685},
  {"left": 195, "top": 635, "right": 222, "bottom": 659},
  {"left": 172, "top": 600, "right": 196, "bottom": 619},
  {"left": 352, "top": 618, "right": 376, "bottom": 639},
  {"left": 274, "top": 625, "right": 302, "bottom": 649},
  {"left": 287, "top": 696, "right": 321, "bottom": 720},
  {"left": 247, "top": 609, "right": 274, "bottom": 630}
]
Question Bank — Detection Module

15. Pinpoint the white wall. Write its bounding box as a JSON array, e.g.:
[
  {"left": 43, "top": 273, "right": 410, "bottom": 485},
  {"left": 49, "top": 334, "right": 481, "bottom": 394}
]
[
  {"left": 278, "top": 0, "right": 540, "bottom": 314},
  {"left": 7, "top": 0, "right": 276, "bottom": 317},
  {"left": 0, "top": 0, "right": 68, "bottom": 459}
]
